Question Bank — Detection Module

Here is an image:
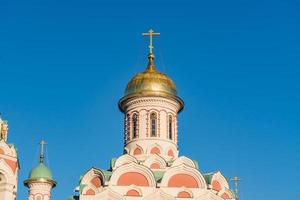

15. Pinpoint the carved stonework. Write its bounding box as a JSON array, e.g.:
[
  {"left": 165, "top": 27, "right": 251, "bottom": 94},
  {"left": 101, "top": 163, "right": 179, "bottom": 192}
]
[{"left": 0, "top": 119, "right": 8, "bottom": 142}]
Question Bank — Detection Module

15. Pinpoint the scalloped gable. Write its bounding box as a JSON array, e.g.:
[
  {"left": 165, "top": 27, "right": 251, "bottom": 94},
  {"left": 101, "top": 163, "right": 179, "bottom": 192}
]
[
  {"left": 90, "top": 188, "right": 125, "bottom": 200},
  {"left": 143, "top": 189, "right": 175, "bottom": 200}
]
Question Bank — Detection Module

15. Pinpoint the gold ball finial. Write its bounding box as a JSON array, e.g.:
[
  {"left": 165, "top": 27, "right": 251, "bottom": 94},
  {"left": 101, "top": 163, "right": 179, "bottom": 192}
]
[{"left": 146, "top": 53, "right": 156, "bottom": 71}]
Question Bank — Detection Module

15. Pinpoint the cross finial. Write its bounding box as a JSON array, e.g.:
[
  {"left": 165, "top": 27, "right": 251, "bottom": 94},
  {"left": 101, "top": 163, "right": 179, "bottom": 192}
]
[
  {"left": 230, "top": 176, "right": 241, "bottom": 200},
  {"left": 39, "top": 140, "right": 47, "bottom": 163},
  {"left": 142, "top": 29, "right": 160, "bottom": 54}
]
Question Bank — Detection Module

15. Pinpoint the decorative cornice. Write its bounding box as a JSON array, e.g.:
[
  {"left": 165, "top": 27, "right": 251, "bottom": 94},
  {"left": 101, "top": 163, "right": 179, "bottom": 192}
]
[
  {"left": 24, "top": 178, "right": 56, "bottom": 188},
  {"left": 119, "top": 96, "right": 184, "bottom": 113}
]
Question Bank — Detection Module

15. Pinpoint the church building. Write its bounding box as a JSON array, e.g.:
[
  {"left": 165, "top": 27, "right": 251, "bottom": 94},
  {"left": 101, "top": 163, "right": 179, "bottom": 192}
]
[
  {"left": 70, "top": 30, "right": 238, "bottom": 200},
  {"left": 0, "top": 29, "right": 239, "bottom": 200}
]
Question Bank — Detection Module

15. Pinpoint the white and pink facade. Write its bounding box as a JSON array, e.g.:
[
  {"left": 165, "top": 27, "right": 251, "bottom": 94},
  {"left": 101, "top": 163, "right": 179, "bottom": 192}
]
[
  {"left": 0, "top": 118, "right": 18, "bottom": 200},
  {"left": 0, "top": 31, "right": 238, "bottom": 200},
  {"left": 74, "top": 36, "right": 237, "bottom": 200}
]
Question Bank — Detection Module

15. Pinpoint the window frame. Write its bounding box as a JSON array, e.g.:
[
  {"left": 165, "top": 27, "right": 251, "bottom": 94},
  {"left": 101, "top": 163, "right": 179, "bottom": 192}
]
[
  {"left": 132, "top": 113, "right": 138, "bottom": 139},
  {"left": 150, "top": 112, "right": 157, "bottom": 137}
]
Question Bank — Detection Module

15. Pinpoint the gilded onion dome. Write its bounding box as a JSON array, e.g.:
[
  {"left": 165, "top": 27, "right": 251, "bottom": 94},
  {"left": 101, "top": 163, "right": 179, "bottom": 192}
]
[{"left": 119, "top": 53, "right": 184, "bottom": 112}]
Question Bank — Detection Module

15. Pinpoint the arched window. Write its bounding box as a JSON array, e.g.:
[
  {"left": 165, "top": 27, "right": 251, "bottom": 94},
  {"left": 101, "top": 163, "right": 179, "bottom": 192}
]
[
  {"left": 133, "top": 147, "right": 142, "bottom": 155},
  {"left": 212, "top": 180, "right": 221, "bottom": 191},
  {"left": 85, "top": 188, "right": 95, "bottom": 195},
  {"left": 126, "top": 189, "right": 140, "bottom": 196},
  {"left": 150, "top": 112, "right": 157, "bottom": 137},
  {"left": 117, "top": 172, "right": 149, "bottom": 186},
  {"left": 168, "top": 174, "right": 199, "bottom": 188},
  {"left": 126, "top": 114, "right": 130, "bottom": 140},
  {"left": 177, "top": 191, "right": 192, "bottom": 198},
  {"left": 221, "top": 193, "right": 230, "bottom": 199},
  {"left": 168, "top": 115, "right": 173, "bottom": 140},
  {"left": 91, "top": 177, "right": 102, "bottom": 188},
  {"left": 132, "top": 113, "right": 138, "bottom": 138}
]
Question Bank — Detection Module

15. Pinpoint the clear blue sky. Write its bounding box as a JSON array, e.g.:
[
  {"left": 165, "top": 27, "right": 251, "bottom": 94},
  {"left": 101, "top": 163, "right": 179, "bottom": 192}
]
[{"left": 1, "top": 0, "right": 299, "bottom": 199}]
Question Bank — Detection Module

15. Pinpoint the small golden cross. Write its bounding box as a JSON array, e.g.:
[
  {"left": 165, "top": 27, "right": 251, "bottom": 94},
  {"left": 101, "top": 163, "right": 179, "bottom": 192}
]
[
  {"left": 142, "top": 29, "right": 160, "bottom": 54},
  {"left": 39, "top": 140, "right": 47, "bottom": 163}
]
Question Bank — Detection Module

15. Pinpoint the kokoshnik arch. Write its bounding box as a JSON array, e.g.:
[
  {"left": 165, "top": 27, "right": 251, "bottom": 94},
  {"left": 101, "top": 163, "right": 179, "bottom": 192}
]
[{"left": 0, "top": 29, "right": 239, "bottom": 200}]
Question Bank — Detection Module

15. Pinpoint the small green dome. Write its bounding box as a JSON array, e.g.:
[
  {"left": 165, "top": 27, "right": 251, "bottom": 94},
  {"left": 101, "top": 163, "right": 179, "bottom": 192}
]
[{"left": 28, "top": 163, "right": 53, "bottom": 181}]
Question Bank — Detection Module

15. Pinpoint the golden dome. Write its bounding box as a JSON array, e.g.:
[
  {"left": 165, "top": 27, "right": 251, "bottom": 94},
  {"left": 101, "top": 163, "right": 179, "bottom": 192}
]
[{"left": 119, "top": 53, "right": 184, "bottom": 112}]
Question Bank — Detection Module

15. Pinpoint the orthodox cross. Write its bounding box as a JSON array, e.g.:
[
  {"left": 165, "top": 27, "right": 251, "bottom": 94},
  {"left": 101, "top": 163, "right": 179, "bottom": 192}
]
[
  {"left": 230, "top": 176, "right": 241, "bottom": 200},
  {"left": 39, "top": 140, "right": 47, "bottom": 163},
  {"left": 142, "top": 29, "right": 160, "bottom": 54}
]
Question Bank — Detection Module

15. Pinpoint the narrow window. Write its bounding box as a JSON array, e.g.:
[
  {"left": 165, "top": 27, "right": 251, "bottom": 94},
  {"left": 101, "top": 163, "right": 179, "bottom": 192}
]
[
  {"left": 132, "top": 113, "right": 138, "bottom": 138},
  {"left": 126, "top": 114, "right": 130, "bottom": 140},
  {"left": 168, "top": 115, "right": 173, "bottom": 140},
  {"left": 150, "top": 112, "right": 157, "bottom": 137}
]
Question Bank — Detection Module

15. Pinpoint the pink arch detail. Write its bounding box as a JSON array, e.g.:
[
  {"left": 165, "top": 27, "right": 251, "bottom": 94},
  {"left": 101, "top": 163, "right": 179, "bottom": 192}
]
[
  {"left": 117, "top": 172, "right": 149, "bottom": 186},
  {"left": 168, "top": 174, "right": 199, "bottom": 188},
  {"left": 126, "top": 189, "right": 140, "bottom": 196},
  {"left": 177, "top": 191, "right": 192, "bottom": 198},
  {"left": 150, "top": 147, "right": 160, "bottom": 154}
]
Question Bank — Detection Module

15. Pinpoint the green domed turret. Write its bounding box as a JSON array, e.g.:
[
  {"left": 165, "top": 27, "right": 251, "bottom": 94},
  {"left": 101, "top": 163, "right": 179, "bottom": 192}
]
[
  {"left": 28, "top": 162, "right": 53, "bottom": 180},
  {"left": 24, "top": 140, "right": 56, "bottom": 187}
]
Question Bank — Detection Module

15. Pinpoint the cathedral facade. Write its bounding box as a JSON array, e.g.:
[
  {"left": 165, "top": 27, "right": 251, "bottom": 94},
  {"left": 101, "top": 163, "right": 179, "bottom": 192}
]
[
  {"left": 71, "top": 30, "right": 237, "bottom": 200},
  {"left": 0, "top": 30, "right": 237, "bottom": 200}
]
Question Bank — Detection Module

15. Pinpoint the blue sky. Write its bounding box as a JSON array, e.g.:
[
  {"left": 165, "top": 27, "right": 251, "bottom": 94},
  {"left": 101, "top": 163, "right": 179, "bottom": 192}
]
[{"left": 0, "top": 0, "right": 300, "bottom": 199}]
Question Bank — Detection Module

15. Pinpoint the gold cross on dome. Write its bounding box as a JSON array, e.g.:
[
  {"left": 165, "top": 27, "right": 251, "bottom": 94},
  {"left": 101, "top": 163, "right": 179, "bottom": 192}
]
[
  {"left": 39, "top": 140, "right": 47, "bottom": 163},
  {"left": 142, "top": 29, "right": 160, "bottom": 54}
]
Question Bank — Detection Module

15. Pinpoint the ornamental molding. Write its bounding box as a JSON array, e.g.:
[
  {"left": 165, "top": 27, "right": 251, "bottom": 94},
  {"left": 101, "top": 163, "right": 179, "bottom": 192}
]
[
  {"left": 172, "top": 156, "right": 196, "bottom": 169},
  {"left": 142, "top": 188, "right": 175, "bottom": 200},
  {"left": 125, "top": 97, "right": 181, "bottom": 113},
  {"left": 164, "top": 145, "right": 177, "bottom": 157},
  {"left": 177, "top": 187, "right": 194, "bottom": 198},
  {"left": 160, "top": 164, "right": 207, "bottom": 189},
  {"left": 124, "top": 184, "right": 143, "bottom": 196},
  {"left": 80, "top": 167, "right": 107, "bottom": 193},
  {"left": 91, "top": 187, "right": 125, "bottom": 200},
  {"left": 146, "top": 143, "right": 163, "bottom": 155},
  {"left": 28, "top": 182, "right": 53, "bottom": 189},
  {"left": 114, "top": 154, "right": 138, "bottom": 169},
  {"left": 0, "top": 159, "right": 15, "bottom": 183},
  {"left": 81, "top": 168, "right": 104, "bottom": 184},
  {"left": 211, "top": 171, "right": 229, "bottom": 189},
  {"left": 128, "top": 144, "right": 144, "bottom": 155},
  {"left": 195, "top": 192, "right": 215, "bottom": 200},
  {"left": 29, "top": 193, "right": 50, "bottom": 200},
  {"left": 143, "top": 154, "right": 167, "bottom": 169},
  {"left": 217, "top": 187, "right": 235, "bottom": 199},
  {"left": 0, "top": 140, "right": 17, "bottom": 158},
  {"left": 125, "top": 138, "right": 177, "bottom": 146},
  {"left": 109, "top": 162, "right": 156, "bottom": 187}
]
